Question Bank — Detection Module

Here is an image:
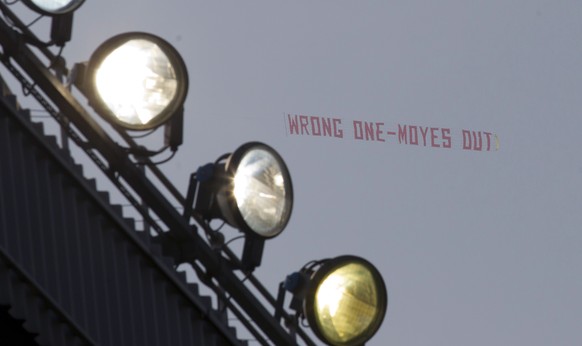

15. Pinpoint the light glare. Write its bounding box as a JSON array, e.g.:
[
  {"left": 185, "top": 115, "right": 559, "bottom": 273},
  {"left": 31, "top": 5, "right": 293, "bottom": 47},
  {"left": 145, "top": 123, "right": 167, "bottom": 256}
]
[
  {"left": 94, "top": 39, "right": 178, "bottom": 127},
  {"left": 233, "top": 149, "right": 290, "bottom": 237}
]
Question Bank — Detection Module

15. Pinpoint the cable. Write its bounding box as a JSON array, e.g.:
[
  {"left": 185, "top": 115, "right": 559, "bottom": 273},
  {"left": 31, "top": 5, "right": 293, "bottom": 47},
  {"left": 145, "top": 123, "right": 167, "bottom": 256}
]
[
  {"left": 149, "top": 149, "right": 176, "bottom": 165},
  {"left": 210, "top": 221, "right": 226, "bottom": 233},
  {"left": 214, "top": 152, "right": 230, "bottom": 165},
  {"left": 224, "top": 235, "right": 244, "bottom": 247},
  {"left": 26, "top": 14, "right": 42, "bottom": 28}
]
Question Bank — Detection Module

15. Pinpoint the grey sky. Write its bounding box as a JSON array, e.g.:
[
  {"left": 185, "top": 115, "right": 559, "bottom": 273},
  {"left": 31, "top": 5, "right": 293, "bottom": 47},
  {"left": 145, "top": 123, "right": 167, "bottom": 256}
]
[{"left": 7, "top": 1, "right": 582, "bottom": 345}]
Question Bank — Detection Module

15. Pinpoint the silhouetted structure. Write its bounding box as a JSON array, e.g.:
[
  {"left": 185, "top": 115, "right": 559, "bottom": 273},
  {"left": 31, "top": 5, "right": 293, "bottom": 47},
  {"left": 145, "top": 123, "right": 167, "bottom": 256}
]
[{"left": 0, "top": 80, "right": 245, "bottom": 345}]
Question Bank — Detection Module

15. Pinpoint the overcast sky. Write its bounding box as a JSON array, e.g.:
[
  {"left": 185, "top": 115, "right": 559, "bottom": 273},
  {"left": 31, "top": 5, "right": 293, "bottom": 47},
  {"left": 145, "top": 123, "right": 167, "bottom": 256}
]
[{"left": 7, "top": 1, "right": 582, "bottom": 345}]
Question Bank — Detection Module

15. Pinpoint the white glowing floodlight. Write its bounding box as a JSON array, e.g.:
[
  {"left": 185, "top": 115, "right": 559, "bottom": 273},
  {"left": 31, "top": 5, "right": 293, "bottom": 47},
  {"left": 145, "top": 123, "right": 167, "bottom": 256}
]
[
  {"left": 213, "top": 142, "right": 293, "bottom": 239},
  {"left": 22, "top": 0, "right": 85, "bottom": 15},
  {"left": 86, "top": 32, "right": 188, "bottom": 131},
  {"left": 186, "top": 142, "right": 293, "bottom": 270},
  {"left": 303, "top": 256, "right": 387, "bottom": 346}
]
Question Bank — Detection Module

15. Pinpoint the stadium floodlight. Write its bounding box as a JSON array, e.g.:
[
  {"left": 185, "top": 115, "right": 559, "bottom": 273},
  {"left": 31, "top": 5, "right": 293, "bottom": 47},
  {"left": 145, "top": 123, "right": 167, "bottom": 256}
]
[
  {"left": 185, "top": 142, "right": 293, "bottom": 270},
  {"left": 282, "top": 255, "right": 388, "bottom": 346},
  {"left": 22, "top": 0, "right": 85, "bottom": 16},
  {"left": 84, "top": 32, "right": 188, "bottom": 132},
  {"left": 192, "top": 142, "right": 293, "bottom": 239}
]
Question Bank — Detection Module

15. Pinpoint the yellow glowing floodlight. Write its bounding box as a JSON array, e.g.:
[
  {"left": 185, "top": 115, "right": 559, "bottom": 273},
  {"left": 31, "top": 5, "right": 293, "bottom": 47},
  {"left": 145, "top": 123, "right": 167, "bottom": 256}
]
[
  {"left": 305, "top": 256, "right": 387, "bottom": 346},
  {"left": 22, "top": 0, "right": 85, "bottom": 15},
  {"left": 86, "top": 32, "right": 188, "bottom": 131}
]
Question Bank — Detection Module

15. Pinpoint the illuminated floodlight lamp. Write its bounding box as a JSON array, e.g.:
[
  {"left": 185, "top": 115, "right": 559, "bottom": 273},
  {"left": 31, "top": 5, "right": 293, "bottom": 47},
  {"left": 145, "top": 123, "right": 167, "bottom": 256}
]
[
  {"left": 186, "top": 142, "right": 293, "bottom": 270},
  {"left": 84, "top": 32, "right": 188, "bottom": 132},
  {"left": 22, "top": 0, "right": 85, "bottom": 15},
  {"left": 282, "top": 255, "right": 387, "bottom": 346},
  {"left": 220, "top": 142, "right": 293, "bottom": 238},
  {"left": 193, "top": 141, "right": 293, "bottom": 238}
]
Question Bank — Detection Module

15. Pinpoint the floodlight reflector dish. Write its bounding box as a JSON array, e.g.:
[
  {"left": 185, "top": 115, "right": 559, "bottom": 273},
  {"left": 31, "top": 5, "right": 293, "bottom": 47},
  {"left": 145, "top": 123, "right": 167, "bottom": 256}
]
[
  {"left": 23, "top": 0, "right": 84, "bottom": 15},
  {"left": 233, "top": 148, "right": 289, "bottom": 237},
  {"left": 87, "top": 32, "right": 188, "bottom": 130},
  {"left": 220, "top": 142, "right": 293, "bottom": 238},
  {"left": 306, "top": 256, "right": 387, "bottom": 346}
]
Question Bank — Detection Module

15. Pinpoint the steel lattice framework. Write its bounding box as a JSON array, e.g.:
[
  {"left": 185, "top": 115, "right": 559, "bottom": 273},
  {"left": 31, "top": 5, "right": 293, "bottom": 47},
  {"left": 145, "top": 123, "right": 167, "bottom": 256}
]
[{"left": 0, "top": 2, "right": 317, "bottom": 345}]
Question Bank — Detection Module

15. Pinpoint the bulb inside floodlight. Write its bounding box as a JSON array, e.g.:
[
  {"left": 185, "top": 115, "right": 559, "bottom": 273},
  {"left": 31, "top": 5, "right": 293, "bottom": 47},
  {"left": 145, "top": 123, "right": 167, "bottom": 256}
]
[
  {"left": 95, "top": 40, "right": 177, "bottom": 126},
  {"left": 305, "top": 256, "right": 387, "bottom": 346},
  {"left": 315, "top": 263, "right": 379, "bottom": 344},
  {"left": 87, "top": 33, "right": 188, "bottom": 130},
  {"left": 194, "top": 142, "right": 293, "bottom": 239},
  {"left": 232, "top": 148, "right": 291, "bottom": 238},
  {"left": 23, "top": 0, "right": 84, "bottom": 15}
]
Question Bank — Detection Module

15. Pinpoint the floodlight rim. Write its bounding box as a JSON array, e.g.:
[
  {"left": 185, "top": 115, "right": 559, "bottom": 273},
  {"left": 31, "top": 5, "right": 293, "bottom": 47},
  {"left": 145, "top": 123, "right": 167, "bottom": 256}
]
[
  {"left": 304, "top": 255, "right": 388, "bottom": 346},
  {"left": 86, "top": 31, "right": 189, "bottom": 131},
  {"left": 224, "top": 141, "right": 294, "bottom": 239},
  {"left": 22, "top": 0, "right": 85, "bottom": 16}
]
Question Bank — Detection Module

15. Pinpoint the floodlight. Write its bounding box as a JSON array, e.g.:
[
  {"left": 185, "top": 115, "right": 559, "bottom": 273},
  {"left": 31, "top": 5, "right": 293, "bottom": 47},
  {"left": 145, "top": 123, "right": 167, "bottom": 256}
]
[
  {"left": 22, "top": 0, "right": 85, "bottom": 16},
  {"left": 193, "top": 142, "right": 293, "bottom": 239},
  {"left": 283, "top": 256, "right": 387, "bottom": 346},
  {"left": 85, "top": 32, "right": 188, "bottom": 131},
  {"left": 186, "top": 142, "right": 293, "bottom": 271},
  {"left": 222, "top": 142, "right": 293, "bottom": 238}
]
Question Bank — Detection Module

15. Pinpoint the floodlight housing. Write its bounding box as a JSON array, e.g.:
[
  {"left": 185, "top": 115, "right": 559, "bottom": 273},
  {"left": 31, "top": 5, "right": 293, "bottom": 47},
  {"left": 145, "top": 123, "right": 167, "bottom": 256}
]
[
  {"left": 194, "top": 142, "right": 293, "bottom": 240},
  {"left": 85, "top": 32, "right": 188, "bottom": 131},
  {"left": 303, "top": 256, "right": 387, "bottom": 346},
  {"left": 22, "top": 0, "right": 85, "bottom": 16}
]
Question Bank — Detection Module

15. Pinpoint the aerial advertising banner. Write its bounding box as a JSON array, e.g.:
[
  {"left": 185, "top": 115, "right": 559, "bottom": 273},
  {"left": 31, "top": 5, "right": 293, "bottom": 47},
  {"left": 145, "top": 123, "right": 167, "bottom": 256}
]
[{"left": 285, "top": 114, "right": 499, "bottom": 152}]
